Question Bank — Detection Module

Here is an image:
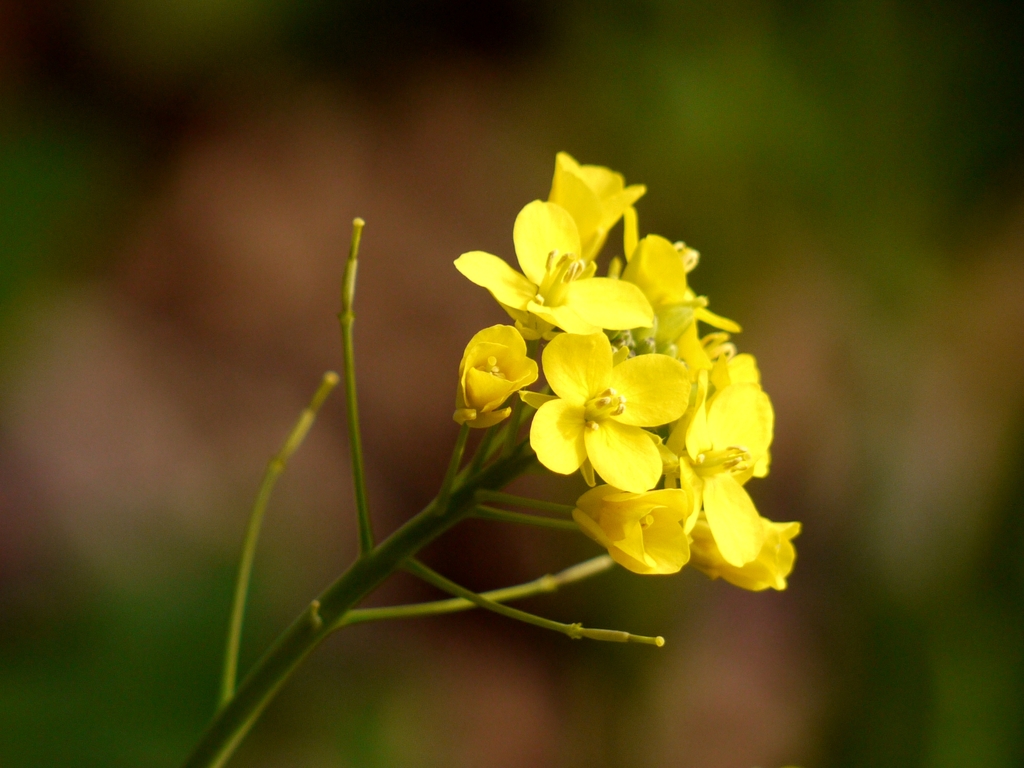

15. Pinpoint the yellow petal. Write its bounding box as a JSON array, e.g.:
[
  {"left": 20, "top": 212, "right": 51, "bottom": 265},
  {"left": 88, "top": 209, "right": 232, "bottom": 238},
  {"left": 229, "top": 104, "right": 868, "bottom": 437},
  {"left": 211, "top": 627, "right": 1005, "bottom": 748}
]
[
  {"left": 455, "top": 252, "right": 536, "bottom": 309},
  {"left": 695, "top": 306, "right": 742, "bottom": 333},
  {"left": 728, "top": 353, "right": 761, "bottom": 385},
  {"left": 549, "top": 155, "right": 602, "bottom": 252},
  {"left": 640, "top": 513, "right": 690, "bottom": 573},
  {"left": 462, "top": 324, "right": 528, "bottom": 353},
  {"left": 675, "top": 319, "right": 712, "bottom": 371},
  {"left": 702, "top": 474, "right": 764, "bottom": 566},
  {"left": 683, "top": 370, "right": 712, "bottom": 461},
  {"left": 623, "top": 205, "right": 639, "bottom": 261},
  {"left": 513, "top": 200, "right": 581, "bottom": 286},
  {"left": 464, "top": 367, "right": 514, "bottom": 413},
  {"left": 529, "top": 300, "right": 601, "bottom": 335},
  {"left": 564, "top": 278, "right": 654, "bottom": 330},
  {"left": 467, "top": 407, "right": 511, "bottom": 429},
  {"left": 609, "top": 353, "right": 690, "bottom": 427},
  {"left": 530, "top": 400, "right": 587, "bottom": 474},
  {"left": 706, "top": 383, "right": 774, "bottom": 460},
  {"left": 541, "top": 332, "right": 612, "bottom": 404},
  {"left": 622, "top": 234, "right": 689, "bottom": 307},
  {"left": 584, "top": 420, "right": 662, "bottom": 493},
  {"left": 519, "top": 391, "right": 557, "bottom": 409}
]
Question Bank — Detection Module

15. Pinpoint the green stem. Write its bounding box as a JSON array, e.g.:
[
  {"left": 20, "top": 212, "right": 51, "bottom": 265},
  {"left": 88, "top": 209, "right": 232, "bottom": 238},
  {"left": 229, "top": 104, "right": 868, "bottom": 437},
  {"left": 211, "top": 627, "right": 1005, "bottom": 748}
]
[
  {"left": 473, "top": 505, "right": 580, "bottom": 531},
  {"left": 219, "top": 372, "right": 339, "bottom": 709},
  {"left": 337, "top": 555, "right": 613, "bottom": 627},
  {"left": 467, "top": 424, "right": 498, "bottom": 477},
  {"left": 474, "top": 490, "right": 574, "bottom": 516},
  {"left": 436, "top": 424, "right": 470, "bottom": 512},
  {"left": 182, "top": 444, "right": 536, "bottom": 768},
  {"left": 339, "top": 217, "right": 374, "bottom": 556},
  {"left": 403, "top": 559, "right": 665, "bottom": 646}
]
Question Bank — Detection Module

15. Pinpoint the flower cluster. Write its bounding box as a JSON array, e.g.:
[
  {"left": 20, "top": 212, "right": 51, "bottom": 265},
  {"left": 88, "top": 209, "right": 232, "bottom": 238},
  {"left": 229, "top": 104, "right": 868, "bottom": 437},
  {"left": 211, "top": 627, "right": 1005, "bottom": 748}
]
[{"left": 454, "top": 152, "right": 800, "bottom": 589}]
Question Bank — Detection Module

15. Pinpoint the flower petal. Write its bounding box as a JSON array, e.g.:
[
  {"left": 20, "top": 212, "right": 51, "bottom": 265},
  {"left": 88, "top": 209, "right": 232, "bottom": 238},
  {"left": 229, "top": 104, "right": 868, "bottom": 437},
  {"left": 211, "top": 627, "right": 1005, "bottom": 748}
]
[
  {"left": 610, "top": 353, "right": 690, "bottom": 427},
  {"left": 519, "top": 391, "right": 557, "bottom": 409},
  {"left": 584, "top": 420, "right": 662, "bottom": 493},
  {"left": 695, "top": 306, "right": 742, "bottom": 333},
  {"left": 622, "top": 234, "right": 689, "bottom": 307},
  {"left": 707, "top": 383, "right": 774, "bottom": 460},
  {"left": 564, "top": 278, "right": 654, "bottom": 330},
  {"left": 530, "top": 400, "right": 587, "bottom": 475},
  {"left": 702, "top": 474, "right": 764, "bottom": 566},
  {"left": 530, "top": 301, "right": 601, "bottom": 335},
  {"left": 541, "top": 332, "right": 612, "bottom": 403},
  {"left": 455, "top": 251, "right": 536, "bottom": 309},
  {"left": 513, "top": 200, "right": 581, "bottom": 286},
  {"left": 640, "top": 513, "right": 690, "bottom": 573}
]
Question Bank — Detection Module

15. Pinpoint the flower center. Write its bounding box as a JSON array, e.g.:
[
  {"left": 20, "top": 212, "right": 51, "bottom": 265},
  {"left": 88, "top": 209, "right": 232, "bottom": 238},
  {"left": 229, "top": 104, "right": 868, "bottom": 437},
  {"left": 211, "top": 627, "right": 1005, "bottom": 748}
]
[
  {"left": 692, "top": 446, "right": 751, "bottom": 477},
  {"left": 640, "top": 513, "right": 655, "bottom": 529},
  {"left": 537, "top": 250, "right": 589, "bottom": 306},
  {"left": 584, "top": 387, "right": 627, "bottom": 424},
  {"left": 477, "top": 355, "right": 506, "bottom": 379}
]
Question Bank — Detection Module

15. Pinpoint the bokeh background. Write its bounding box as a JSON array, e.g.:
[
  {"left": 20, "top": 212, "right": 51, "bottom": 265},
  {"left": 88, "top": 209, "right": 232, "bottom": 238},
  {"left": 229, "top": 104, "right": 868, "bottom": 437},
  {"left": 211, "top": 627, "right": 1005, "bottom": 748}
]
[{"left": 2, "top": 1, "right": 1024, "bottom": 766}]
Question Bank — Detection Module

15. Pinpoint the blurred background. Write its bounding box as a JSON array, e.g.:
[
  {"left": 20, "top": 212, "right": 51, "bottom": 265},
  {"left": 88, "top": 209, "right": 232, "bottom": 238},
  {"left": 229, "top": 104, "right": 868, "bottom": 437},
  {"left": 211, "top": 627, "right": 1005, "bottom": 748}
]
[{"left": 2, "top": 1, "right": 1024, "bottom": 766}]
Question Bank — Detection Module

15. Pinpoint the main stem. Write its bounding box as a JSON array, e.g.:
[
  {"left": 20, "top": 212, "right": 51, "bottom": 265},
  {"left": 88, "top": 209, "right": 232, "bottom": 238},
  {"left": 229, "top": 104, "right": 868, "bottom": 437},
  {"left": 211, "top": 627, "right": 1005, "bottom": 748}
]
[
  {"left": 182, "top": 443, "right": 536, "bottom": 768},
  {"left": 340, "top": 217, "right": 374, "bottom": 555}
]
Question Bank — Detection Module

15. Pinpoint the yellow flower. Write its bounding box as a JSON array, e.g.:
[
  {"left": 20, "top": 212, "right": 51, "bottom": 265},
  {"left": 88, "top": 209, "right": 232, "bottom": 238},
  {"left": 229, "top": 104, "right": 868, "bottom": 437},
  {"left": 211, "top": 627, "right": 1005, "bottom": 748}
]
[
  {"left": 531, "top": 332, "right": 689, "bottom": 493},
  {"left": 454, "top": 325, "right": 538, "bottom": 428},
  {"left": 455, "top": 201, "right": 653, "bottom": 340},
  {"left": 689, "top": 517, "right": 800, "bottom": 591},
  {"left": 666, "top": 376, "right": 775, "bottom": 566},
  {"left": 621, "top": 234, "right": 740, "bottom": 354},
  {"left": 548, "top": 152, "right": 646, "bottom": 261},
  {"left": 573, "top": 484, "right": 695, "bottom": 575}
]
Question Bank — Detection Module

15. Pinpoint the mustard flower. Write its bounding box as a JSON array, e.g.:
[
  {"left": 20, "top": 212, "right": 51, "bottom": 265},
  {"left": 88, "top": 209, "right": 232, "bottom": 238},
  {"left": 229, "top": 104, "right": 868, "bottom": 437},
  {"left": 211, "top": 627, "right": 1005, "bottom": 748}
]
[
  {"left": 548, "top": 152, "right": 646, "bottom": 261},
  {"left": 531, "top": 332, "right": 689, "bottom": 493},
  {"left": 454, "top": 200, "right": 653, "bottom": 339},
  {"left": 454, "top": 325, "right": 538, "bottom": 428},
  {"left": 573, "top": 484, "right": 694, "bottom": 575},
  {"left": 667, "top": 376, "right": 775, "bottom": 567},
  {"left": 689, "top": 517, "right": 800, "bottom": 591}
]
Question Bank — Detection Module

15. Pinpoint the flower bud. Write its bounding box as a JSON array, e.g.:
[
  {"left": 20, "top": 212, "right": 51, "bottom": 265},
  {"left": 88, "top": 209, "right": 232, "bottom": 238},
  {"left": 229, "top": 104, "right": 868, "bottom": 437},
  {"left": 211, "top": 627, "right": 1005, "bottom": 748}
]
[{"left": 454, "top": 325, "right": 538, "bottom": 428}]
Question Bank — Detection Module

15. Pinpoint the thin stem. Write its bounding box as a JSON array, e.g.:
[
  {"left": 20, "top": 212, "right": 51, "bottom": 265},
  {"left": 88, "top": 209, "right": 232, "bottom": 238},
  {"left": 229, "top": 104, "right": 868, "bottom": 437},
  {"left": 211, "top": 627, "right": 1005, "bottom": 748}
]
[
  {"left": 436, "top": 423, "right": 470, "bottom": 512},
  {"left": 403, "top": 558, "right": 665, "bottom": 647},
  {"left": 339, "top": 217, "right": 374, "bottom": 556},
  {"left": 501, "top": 339, "right": 539, "bottom": 456},
  {"left": 219, "top": 372, "right": 339, "bottom": 709},
  {"left": 183, "top": 442, "right": 537, "bottom": 768},
  {"left": 337, "top": 554, "right": 613, "bottom": 627},
  {"left": 467, "top": 424, "right": 498, "bottom": 477},
  {"left": 474, "top": 490, "right": 574, "bottom": 516},
  {"left": 473, "top": 505, "right": 580, "bottom": 531}
]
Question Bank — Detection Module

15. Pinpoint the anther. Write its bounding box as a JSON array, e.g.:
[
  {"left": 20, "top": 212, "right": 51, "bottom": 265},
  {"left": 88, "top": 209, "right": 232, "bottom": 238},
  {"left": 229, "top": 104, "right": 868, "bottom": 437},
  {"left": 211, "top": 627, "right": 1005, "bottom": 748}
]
[
  {"left": 586, "top": 421, "right": 600, "bottom": 431},
  {"left": 612, "top": 404, "right": 625, "bottom": 416},
  {"left": 547, "top": 249, "right": 559, "bottom": 270},
  {"left": 595, "top": 397, "right": 612, "bottom": 407},
  {"left": 696, "top": 453, "right": 706, "bottom": 464}
]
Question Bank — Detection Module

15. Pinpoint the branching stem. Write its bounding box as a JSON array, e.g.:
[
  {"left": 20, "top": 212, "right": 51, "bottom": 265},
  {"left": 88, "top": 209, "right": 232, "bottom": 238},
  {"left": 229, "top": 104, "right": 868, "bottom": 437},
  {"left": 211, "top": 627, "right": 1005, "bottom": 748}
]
[
  {"left": 336, "top": 554, "right": 613, "bottom": 627},
  {"left": 339, "top": 217, "right": 374, "bottom": 556},
  {"left": 219, "top": 372, "right": 339, "bottom": 709},
  {"left": 473, "top": 505, "right": 580, "bottom": 531},
  {"left": 474, "top": 490, "right": 575, "bottom": 516},
  {"left": 403, "top": 558, "right": 665, "bottom": 647}
]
